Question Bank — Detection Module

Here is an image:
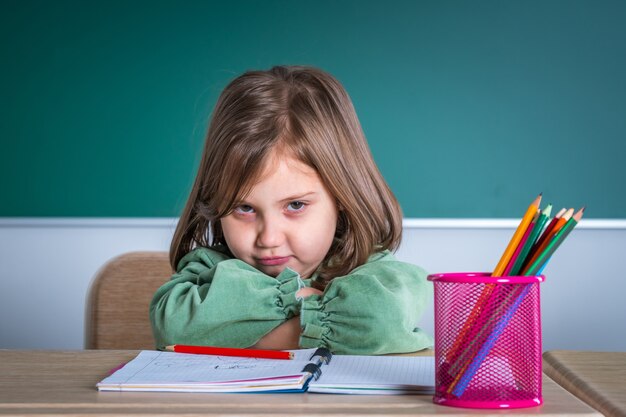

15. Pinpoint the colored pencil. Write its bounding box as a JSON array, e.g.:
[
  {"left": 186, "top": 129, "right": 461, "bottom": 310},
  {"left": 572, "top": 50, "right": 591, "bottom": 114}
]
[
  {"left": 523, "top": 207, "right": 565, "bottom": 267},
  {"left": 523, "top": 208, "right": 573, "bottom": 273},
  {"left": 451, "top": 283, "right": 533, "bottom": 396},
  {"left": 509, "top": 204, "right": 552, "bottom": 276},
  {"left": 450, "top": 206, "right": 584, "bottom": 396},
  {"left": 443, "top": 195, "right": 541, "bottom": 364},
  {"left": 162, "top": 345, "right": 294, "bottom": 360},
  {"left": 503, "top": 209, "right": 538, "bottom": 276},
  {"left": 446, "top": 285, "right": 510, "bottom": 376},
  {"left": 523, "top": 207, "right": 584, "bottom": 275},
  {"left": 492, "top": 194, "right": 543, "bottom": 277}
]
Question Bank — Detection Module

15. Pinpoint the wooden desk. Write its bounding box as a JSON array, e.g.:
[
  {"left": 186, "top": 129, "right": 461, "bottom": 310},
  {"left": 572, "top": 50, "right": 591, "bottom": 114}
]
[
  {"left": 543, "top": 350, "right": 626, "bottom": 417},
  {"left": 0, "top": 350, "right": 600, "bottom": 416}
]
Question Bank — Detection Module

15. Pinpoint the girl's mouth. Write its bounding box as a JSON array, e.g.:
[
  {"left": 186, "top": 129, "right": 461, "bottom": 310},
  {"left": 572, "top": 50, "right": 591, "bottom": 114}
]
[{"left": 257, "top": 256, "right": 291, "bottom": 266}]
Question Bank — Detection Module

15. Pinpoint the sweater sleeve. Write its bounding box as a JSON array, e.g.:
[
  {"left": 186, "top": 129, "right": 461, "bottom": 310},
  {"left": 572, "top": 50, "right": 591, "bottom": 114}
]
[
  {"left": 149, "top": 247, "right": 302, "bottom": 349},
  {"left": 299, "top": 252, "right": 433, "bottom": 355}
]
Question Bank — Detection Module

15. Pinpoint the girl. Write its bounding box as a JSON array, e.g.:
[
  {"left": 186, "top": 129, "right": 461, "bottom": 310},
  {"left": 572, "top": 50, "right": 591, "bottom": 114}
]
[{"left": 150, "top": 65, "right": 432, "bottom": 354}]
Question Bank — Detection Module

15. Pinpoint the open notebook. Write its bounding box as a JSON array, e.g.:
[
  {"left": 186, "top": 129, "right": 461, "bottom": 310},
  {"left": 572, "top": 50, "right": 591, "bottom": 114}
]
[{"left": 97, "top": 348, "right": 435, "bottom": 394}]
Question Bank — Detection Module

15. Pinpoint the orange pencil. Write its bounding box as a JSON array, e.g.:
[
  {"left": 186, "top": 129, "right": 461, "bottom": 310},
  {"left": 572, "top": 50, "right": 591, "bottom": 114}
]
[
  {"left": 162, "top": 345, "right": 294, "bottom": 360},
  {"left": 492, "top": 194, "right": 542, "bottom": 277},
  {"left": 503, "top": 209, "right": 539, "bottom": 276}
]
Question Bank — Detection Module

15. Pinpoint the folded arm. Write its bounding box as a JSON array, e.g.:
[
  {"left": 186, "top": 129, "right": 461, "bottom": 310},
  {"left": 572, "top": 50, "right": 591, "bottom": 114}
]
[
  {"left": 298, "top": 253, "right": 433, "bottom": 355},
  {"left": 149, "top": 248, "right": 302, "bottom": 349}
]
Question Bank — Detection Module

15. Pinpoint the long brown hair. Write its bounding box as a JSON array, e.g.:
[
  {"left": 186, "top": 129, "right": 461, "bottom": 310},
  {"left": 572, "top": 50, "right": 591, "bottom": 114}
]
[{"left": 171, "top": 65, "right": 402, "bottom": 288}]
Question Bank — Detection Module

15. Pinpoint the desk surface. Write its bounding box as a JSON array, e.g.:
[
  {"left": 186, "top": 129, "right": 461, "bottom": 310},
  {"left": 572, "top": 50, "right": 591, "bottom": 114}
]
[
  {"left": 0, "top": 350, "right": 600, "bottom": 416},
  {"left": 543, "top": 350, "right": 626, "bottom": 417}
]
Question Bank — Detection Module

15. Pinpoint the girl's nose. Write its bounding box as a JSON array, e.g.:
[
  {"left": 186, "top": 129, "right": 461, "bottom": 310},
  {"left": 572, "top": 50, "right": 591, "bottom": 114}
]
[{"left": 256, "top": 217, "right": 285, "bottom": 248}]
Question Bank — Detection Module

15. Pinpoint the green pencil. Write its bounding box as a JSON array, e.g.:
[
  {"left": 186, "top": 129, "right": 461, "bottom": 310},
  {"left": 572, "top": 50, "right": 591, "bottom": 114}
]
[
  {"left": 510, "top": 204, "right": 552, "bottom": 275},
  {"left": 523, "top": 207, "right": 584, "bottom": 276}
]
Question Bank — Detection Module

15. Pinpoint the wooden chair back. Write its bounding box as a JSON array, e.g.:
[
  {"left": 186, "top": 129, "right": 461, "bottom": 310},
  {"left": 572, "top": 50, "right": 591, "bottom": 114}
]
[{"left": 85, "top": 252, "right": 172, "bottom": 349}]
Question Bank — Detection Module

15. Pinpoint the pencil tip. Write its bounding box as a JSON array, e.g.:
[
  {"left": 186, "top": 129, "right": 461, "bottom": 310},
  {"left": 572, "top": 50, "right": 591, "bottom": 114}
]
[{"left": 574, "top": 207, "right": 585, "bottom": 221}]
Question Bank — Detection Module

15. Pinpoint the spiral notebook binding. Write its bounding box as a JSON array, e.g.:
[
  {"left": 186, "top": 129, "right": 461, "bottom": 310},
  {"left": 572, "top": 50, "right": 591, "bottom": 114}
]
[
  {"left": 309, "top": 347, "right": 333, "bottom": 364},
  {"left": 301, "top": 363, "right": 322, "bottom": 380}
]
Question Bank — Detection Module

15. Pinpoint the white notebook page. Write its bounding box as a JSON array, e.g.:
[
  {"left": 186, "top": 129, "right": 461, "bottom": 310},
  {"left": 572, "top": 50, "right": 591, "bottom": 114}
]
[
  {"left": 98, "top": 350, "right": 314, "bottom": 386},
  {"left": 311, "top": 355, "right": 435, "bottom": 387},
  {"left": 97, "top": 350, "right": 435, "bottom": 393}
]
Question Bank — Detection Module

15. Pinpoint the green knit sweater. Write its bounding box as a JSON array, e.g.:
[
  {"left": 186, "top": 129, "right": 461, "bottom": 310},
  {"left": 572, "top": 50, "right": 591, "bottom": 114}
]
[{"left": 149, "top": 247, "right": 432, "bottom": 355}]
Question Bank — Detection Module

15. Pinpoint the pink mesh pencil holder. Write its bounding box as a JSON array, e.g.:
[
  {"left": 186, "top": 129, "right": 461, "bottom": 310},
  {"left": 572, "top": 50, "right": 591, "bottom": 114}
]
[{"left": 427, "top": 272, "right": 545, "bottom": 409}]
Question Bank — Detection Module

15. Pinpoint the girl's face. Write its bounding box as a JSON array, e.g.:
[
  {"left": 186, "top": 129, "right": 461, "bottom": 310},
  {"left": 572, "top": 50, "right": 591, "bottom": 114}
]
[{"left": 221, "top": 153, "right": 339, "bottom": 279}]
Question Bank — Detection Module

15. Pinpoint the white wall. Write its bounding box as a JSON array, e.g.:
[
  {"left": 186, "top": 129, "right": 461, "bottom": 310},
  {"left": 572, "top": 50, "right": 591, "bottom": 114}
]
[{"left": 0, "top": 218, "right": 624, "bottom": 351}]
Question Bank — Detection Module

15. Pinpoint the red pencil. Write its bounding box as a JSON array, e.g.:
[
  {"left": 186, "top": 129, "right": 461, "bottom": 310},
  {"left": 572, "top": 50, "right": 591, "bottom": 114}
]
[
  {"left": 527, "top": 207, "right": 566, "bottom": 260},
  {"left": 162, "top": 344, "right": 294, "bottom": 360}
]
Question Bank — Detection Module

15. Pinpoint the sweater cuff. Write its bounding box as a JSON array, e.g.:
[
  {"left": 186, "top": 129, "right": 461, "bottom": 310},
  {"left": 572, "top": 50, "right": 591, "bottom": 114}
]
[
  {"left": 275, "top": 268, "right": 303, "bottom": 318},
  {"left": 299, "top": 295, "right": 330, "bottom": 349}
]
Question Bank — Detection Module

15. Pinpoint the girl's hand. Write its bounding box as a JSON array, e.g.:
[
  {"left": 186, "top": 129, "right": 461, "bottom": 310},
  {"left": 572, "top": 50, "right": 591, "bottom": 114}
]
[{"left": 296, "top": 287, "right": 323, "bottom": 298}]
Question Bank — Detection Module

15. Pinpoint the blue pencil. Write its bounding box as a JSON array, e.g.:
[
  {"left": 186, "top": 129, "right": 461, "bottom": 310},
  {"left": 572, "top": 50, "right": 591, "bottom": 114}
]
[{"left": 451, "top": 284, "right": 532, "bottom": 396}]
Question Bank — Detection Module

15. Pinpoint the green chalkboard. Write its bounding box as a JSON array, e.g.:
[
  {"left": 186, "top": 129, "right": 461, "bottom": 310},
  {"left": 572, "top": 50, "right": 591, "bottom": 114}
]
[{"left": 2, "top": 0, "right": 625, "bottom": 218}]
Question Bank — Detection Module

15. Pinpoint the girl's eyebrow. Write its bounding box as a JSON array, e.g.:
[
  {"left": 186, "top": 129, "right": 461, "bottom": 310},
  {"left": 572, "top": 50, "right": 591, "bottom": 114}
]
[
  {"left": 278, "top": 192, "right": 318, "bottom": 203},
  {"left": 237, "top": 192, "right": 318, "bottom": 207}
]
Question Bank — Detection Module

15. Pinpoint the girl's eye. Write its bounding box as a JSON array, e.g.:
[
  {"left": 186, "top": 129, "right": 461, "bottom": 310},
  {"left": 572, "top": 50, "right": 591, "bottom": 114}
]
[
  {"left": 234, "top": 205, "right": 255, "bottom": 214},
  {"left": 287, "top": 201, "right": 306, "bottom": 212}
]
